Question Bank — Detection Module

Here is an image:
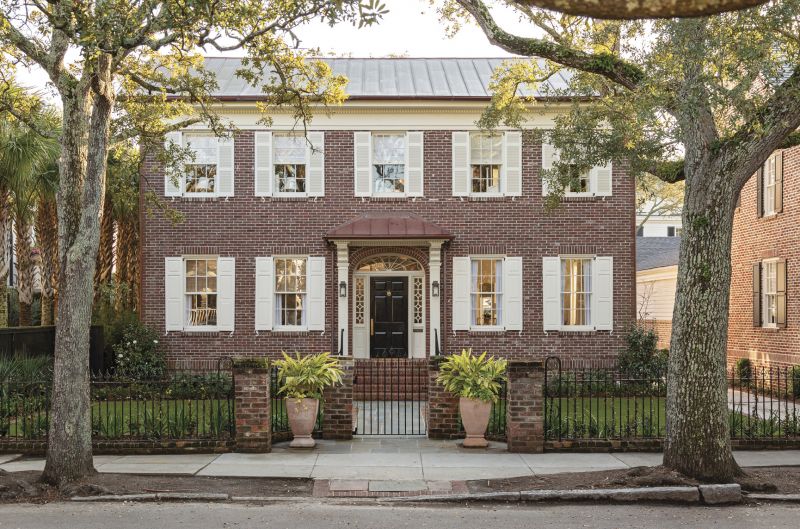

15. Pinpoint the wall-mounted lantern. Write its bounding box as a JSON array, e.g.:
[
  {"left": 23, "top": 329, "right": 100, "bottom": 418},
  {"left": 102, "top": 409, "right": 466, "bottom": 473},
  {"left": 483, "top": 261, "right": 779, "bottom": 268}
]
[
  {"left": 431, "top": 280, "right": 440, "bottom": 298},
  {"left": 339, "top": 281, "right": 348, "bottom": 298}
]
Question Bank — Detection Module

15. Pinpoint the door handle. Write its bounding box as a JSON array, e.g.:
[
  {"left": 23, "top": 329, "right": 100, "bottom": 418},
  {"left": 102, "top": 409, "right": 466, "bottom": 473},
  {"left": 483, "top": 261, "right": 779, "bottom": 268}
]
[{"left": 370, "top": 319, "right": 375, "bottom": 336}]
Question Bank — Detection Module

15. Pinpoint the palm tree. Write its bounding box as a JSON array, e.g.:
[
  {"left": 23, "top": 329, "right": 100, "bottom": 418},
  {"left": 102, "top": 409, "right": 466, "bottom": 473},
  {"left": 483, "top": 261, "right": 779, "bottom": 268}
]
[
  {"left": 108, "top": 145, "right": 140, "bottom": 313},
  {"left": 0, "top": 114, "right": 58, "bottom": 326},
  {"left": 35, "top": 163, "right": 59, "bottom": 325}
]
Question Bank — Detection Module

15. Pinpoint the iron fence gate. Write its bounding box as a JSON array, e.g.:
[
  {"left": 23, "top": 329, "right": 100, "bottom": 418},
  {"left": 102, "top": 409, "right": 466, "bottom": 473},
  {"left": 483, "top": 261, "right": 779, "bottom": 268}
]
[{"left": 353, "top": 359, "right": 428, "bottom": 435}]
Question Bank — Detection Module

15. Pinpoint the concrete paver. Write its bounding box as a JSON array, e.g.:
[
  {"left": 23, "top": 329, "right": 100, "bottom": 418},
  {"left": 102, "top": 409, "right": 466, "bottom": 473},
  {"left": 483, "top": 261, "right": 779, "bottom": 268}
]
[
  {"left": 198, "top": 464, "right": 315, "bottom": 478},
  {"left": 328, "top": 479, "right": 369, "bottom": 491},
  {"left": 0, "top": 454, "right": 20, "bottom": 465},
  {"left": 310, "top": 465, "right": 424, "bottom": 480},
  {"left": 368, "top": 480, "right": 428, "bottom": 492}
]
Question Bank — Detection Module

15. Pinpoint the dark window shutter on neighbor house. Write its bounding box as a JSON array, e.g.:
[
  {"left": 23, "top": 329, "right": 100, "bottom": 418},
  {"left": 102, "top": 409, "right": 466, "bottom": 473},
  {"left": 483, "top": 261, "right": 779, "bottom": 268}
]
[
  {"left": 775, "top": 151, "right": 784, "bottom": 214},
  {"left": 777, "top": 259, "right": 787, "bottom": 328},
  {"left": 756, "top": 167, "right": 764, "bottom": 218},
  {"left": 753, "top": 262, "right": 762, "bottom": 327}
]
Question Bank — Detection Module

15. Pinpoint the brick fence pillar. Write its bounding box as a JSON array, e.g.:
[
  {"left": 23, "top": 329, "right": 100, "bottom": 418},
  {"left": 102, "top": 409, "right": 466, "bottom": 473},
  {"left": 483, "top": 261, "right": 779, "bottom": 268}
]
[
  {"left": 427, "top": 357, "right": 461, "bottom": 439},
  {"left": 506, "top": 360, "right": 545, "bottom": 453},
  {"left": 233, "top": 363, "right": 271, "bottom": 453},
  {"left": 322, "top": 357, "right": 354, "bottom": 440}
]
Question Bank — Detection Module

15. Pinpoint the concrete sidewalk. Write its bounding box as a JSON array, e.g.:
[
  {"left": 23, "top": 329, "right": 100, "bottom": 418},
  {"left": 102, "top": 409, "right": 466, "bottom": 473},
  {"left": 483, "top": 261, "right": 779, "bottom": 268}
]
[{"left": 2, "top": 440, "right": 800, "bottom": 480}]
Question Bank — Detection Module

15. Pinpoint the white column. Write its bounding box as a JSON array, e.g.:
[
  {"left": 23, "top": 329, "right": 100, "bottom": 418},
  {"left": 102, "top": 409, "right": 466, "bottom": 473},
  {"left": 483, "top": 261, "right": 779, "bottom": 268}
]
[
  {"left": 335, "top": 241, "right": 350, "bottom": 356},
  {"left": 429, "top": 241, "right": 443, "bottom": 356}
]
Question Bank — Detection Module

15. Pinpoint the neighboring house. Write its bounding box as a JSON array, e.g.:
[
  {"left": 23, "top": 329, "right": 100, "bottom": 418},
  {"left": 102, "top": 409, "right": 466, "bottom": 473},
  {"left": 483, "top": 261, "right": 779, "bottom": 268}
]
[
  {"left": 140, "top": 57, "right": 635, "bottom": 367},
  {"left": 636, "top": 237, "right": 680, "bottom": 349},
  {"left": 635, "top": 212, "right": 683, "bottom": 237},
  {"left": 728, "top": 145, "right": 800, "bottom": 370}
]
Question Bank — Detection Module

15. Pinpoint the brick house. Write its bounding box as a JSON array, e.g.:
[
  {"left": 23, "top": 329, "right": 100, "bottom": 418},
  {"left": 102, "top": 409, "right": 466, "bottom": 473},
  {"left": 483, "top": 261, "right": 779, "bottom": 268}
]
[
  {"left": 729, "top": 145, "right": 800, "bottom": 370},
  {"left": 140, "top": 57, "right": 636, "bottom": 368}
]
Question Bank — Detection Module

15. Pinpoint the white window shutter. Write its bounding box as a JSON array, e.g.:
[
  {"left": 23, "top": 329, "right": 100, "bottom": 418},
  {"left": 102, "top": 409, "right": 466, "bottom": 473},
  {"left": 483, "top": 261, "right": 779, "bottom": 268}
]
[
  {"left": 307, "top": 256, "right": 326, "bottom": 331},
  {"left": 452, "top": 257, "right": 471, "bottom": 330},
  {"left": 451, "top": 132, "right": 470, "bottom": 197},
  {"left": 307, "top": 131, "right": 325, "bottom": 197},
  {"left": 503, "top": 131, "right": 522, "bottom": 196},
  {"left": 542, "top": 257, "right": 561, "bottom": 331},
  {"left": 164, "top": 257, "right": 184, "bottom": 331},
  {"left": 164, "top": 131, "right": 182, "bottom": 197},
  {"left": 254, "top": 131, "right": 273, "bottom": 197},
  {"left": 503, "top": 257, "right": 523, "bottom": 330},
  {"left": 406, "top": 131, "right": 424, "bottom": 196},
  {"left": 593, "top": 161, "right": 613, "bottom": 196},
  {"left": 255, "top": 257, "right": 274, "bottom": 331},
  {"left": 593, "top": 256, "right": 614, "bottom": 330},
  {"left": 354, "top": 132, "right": 372, "bottom": 197},
  {"left": 541, "top": 140, "right": 560, "bottom": 196},
  {"left": 216, "top": 257, "right": 236, "bottom": 332},
  {"left": 216, "top": 135, "right": 235, "bottom": 197}
]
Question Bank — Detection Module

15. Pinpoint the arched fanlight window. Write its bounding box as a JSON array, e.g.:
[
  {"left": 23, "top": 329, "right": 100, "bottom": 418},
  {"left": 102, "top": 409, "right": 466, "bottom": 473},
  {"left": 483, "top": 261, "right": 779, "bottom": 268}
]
[{"left": 357, "top": 255, "right": 422, "bottom": 272}]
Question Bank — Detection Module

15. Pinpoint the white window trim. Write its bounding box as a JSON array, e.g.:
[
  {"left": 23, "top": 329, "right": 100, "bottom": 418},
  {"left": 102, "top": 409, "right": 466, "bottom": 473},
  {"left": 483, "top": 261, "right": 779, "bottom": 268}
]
[
  {"left": 761, "top": 257, "right": 778, "bottom": 329},
  {"left": 763, "top": 154, "right": 778, "bottom": 217},
  {"left": 469, "top": 133, "right": 504, "bottom": 198},
  {"left": 182, "top": 133, "right": 219, "bottom": 198},
  {"left": 469, "top": 254, "right": 505, "bottom": 332},
  {"left": 558, "top": 254, "right": 595, "bottom": 332},
  {"left": 183, "top": 255, "right": 219, "bottom": 332},
  {"left": 563, "top": 167, "right": 594, "bottom": 198},
  {"left": 273, "top": 133, "right": 309, "bottom": 198},
  {"left": 273, "top": 254, "right": 309, "bottom": 332},
  {"left": 370, "top": 131, "right": 408, "bottom": 198}
]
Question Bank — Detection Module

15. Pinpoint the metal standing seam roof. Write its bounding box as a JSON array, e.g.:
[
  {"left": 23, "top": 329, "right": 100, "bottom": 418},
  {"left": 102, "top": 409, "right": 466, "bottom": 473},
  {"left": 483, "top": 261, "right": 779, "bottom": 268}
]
[
  {"left": 202, "top": 57, "right": 574, "bottom": 99},
  {"left": 326, "top": 211, "right": 453, "bottom": 240},
  {"left": 636, "top": 237, "right": 682, "bottom": 272}
]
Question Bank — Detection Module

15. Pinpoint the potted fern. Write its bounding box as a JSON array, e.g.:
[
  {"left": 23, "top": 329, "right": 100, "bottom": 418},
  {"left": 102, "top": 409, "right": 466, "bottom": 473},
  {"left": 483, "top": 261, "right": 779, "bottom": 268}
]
[
  {"left": 437, "top": 349, "right": 507, "bottom": 448},
  {"left": 274, "top": 352, "right": 343, "bottom": 448}
]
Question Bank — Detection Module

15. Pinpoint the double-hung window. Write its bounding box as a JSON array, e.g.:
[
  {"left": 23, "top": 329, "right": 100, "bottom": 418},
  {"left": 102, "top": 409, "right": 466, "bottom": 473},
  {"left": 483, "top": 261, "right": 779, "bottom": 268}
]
[
  {"left": 183, "top": 133, "right": 218, "bottom": 195},
  {"left": 372, "top": 133, "right": 406, "bottom": 195},
  {"left": 470, "top": 133, "right": 502, "bottom": 194},
  {"left": 185, "top": 257, "right": 218, "bottom": 328},
  {"left": 561, "top": 257, "right": 592, "bottom": 328},
  {"left": 471, "top": 258, "right": 503, "bottom": 328},
  {"left": 762, "top": 259, "right": 778, "bottom": 328},
  {"left": 566, "top": 164, "right": 591, "bottom": 195},
  {"left": 274, "top": 257, "right": 307, "bottom": 328},
  {"left": 763, "top": 156, "right": 777, "bottom": 216},
  {"left": 274, "top": 134, "right": 307, "bottom": 195}
]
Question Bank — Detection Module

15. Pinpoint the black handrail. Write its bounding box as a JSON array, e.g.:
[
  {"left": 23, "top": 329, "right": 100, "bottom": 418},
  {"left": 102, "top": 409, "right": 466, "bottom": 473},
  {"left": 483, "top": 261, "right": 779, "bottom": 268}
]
[
  {"left": 338, "top": 328, "right": 344, "bottom": 355},
  {"left": 434, "top": 329, "right": 441, "bottom": 356}
]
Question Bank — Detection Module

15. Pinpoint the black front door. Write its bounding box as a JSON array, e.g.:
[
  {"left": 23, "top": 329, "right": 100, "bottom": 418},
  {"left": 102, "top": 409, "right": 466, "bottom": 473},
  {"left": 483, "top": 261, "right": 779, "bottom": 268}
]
[{"left": 370, "top": 277, "right": 408, "bottom": 358}]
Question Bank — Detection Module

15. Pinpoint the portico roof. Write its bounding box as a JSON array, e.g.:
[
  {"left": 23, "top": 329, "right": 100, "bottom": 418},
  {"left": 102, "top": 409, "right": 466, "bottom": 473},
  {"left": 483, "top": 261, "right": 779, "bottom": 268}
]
[{"left": 326, "top": 211, "right": 453, "bottom": 241}]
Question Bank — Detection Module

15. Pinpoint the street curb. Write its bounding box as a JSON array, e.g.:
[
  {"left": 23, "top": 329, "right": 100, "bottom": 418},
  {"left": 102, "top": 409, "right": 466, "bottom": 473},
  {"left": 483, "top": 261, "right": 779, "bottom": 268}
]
[{"left": 746, "top": 493, "right": 800, "bottom": 503}]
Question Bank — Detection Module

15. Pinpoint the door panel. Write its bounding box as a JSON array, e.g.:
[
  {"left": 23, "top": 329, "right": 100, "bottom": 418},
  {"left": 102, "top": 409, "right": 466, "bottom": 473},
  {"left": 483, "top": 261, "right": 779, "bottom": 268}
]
[{"left": 370, "top": 277, "right": 408, "bottom": 358}]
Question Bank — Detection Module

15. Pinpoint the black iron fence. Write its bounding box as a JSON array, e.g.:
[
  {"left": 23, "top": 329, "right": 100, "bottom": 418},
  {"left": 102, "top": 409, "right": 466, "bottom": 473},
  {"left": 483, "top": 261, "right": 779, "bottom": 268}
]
[
  {"left": 270, "top": 366, "right": 323, "bottom": 437},
  {"left": 1, "top": 370, "right": 235, "bottom": 441},
  {"left": 545, "top": 357, "right": 800, "bottom": 443},
  {"left": 353, "top": 359, "right": 427, "bottom": 435}
]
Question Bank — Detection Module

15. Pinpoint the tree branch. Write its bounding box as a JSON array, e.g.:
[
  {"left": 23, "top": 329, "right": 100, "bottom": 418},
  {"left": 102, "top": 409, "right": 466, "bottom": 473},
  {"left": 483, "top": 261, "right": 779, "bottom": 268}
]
[
  {"left": 455, "top": 0, "right": 646, "bottom": 90},
  {"left": 517, "top": 0, "right": 769, "bottom": 20}
]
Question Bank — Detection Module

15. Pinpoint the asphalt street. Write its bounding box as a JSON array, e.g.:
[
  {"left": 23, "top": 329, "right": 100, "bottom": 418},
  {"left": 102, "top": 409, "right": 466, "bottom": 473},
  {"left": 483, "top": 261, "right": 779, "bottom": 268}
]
[{"left": 0, "top": 501, "right": 798, "bottom": 529}]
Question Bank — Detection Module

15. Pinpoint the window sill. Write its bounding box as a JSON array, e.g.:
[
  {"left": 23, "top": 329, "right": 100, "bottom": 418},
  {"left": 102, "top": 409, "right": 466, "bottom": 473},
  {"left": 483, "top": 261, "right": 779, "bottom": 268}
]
[
  {"left": 467, "top": 194, "right": 506, "bottom": 201},
  {"left": 179, "top": 328, "right": 221, "bottom": 336},
  {"left": 364, "top": 195, "right": 410, "bottom": 201},
  {"left": 469, "top": 327, "right": 505, "bottom": 333},
  {"left": 561, "top": 195, "right": 606, "bottom": 202},
  {"left": 271, "top": 327, "right": 310, "bottom": 334},
  {"left": 170, "top": 195, "right": 221, "bottom": 202}
]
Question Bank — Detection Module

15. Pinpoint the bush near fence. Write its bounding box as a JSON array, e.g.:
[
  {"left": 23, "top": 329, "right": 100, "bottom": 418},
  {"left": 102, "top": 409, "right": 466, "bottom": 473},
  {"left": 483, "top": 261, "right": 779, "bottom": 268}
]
[
  {"left": 1, "top": 370, "right": 235, "bottom": 448},
  {"left": 544, "top": 358, "right": 800, "bottom": 446}
]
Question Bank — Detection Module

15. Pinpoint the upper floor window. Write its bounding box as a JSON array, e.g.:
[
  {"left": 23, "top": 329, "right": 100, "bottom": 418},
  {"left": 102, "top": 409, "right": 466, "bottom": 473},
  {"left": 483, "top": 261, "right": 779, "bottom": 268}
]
[
  {"left": 471, "top": 258, "right": 503, "bottom": 328},
  {"left": 372, "top": 133, "right": 406, "bottom": 195},
  {"left": 185, "top": 257, "right": 218, "bottom": 328},
  {"left": 275, "top": 257, "right": 307, "bottom": 328},
  {"left": 758, "top": 151, "right": 783, "bottom": 218},
  {"left": 566, "top": 164, "right": 590, "bottom": 195},
  {"left": 274, "top": 134, "right": 307, "bottom": 195},
  {"left": 183, "top": 133, "right": 217, "bottom": 195},
  {"left": 763, "top": 154, "right": 778, "bottom": 216},
  {"left": 762, "top": 259, "right": 778, "bottom": 328},
  {"left": 561, "top": 257, "right": 592, "bottom": 328},
  {"left": 470, "top": 133, "right": 502, "bottom": 194}
]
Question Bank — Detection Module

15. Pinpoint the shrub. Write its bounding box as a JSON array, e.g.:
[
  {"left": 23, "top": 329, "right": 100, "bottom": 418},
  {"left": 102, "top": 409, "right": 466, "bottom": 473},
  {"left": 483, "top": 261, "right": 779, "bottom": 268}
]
[
  {"left": 616, "top": 327, "right": 668, "bottom": 379},
  {"left": 273, "top": 352, "right": 343, "bottom": 399},
  {"left": 791, "top": 366, "right": 800, "bottom": 398},
  {"left": 0, "top": 356, "right": 53, "bottom": 383},
  {"left": 735, "top": 358, "right": 753, "bottom": 385},
  {"left": 167, "top": 372, "right": 233, "bottom": 399},
  {"left": 113, "top": 322, "right": 167, "bottom": 380},
  {"left": 436, "top": 349, "right": 507, "bottom": 403}
]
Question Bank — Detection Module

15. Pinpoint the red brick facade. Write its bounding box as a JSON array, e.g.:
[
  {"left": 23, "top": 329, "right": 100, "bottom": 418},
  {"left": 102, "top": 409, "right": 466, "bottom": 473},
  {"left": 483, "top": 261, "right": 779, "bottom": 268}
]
[
  {"left": 729, "top": 145, "right": 800, "bottom": 369},
  {"left": 141, "top": 127, "right": 636, "bottom": 364}
]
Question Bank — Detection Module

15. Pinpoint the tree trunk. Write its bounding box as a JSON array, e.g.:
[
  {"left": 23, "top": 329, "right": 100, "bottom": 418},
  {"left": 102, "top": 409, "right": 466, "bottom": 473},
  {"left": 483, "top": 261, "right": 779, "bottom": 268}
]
[
  {"left": 36, "top": 199, "right": 59, "bottom": 326},
  {"left": 41, "top": 294, "right": 53, "bottom": 327},
  {"left": 14, "top": 217, "right": 34, "bottom": 327},
  {"left": 42, "top": 62, "right": 114, "bottom": 484},
  {"left": 94, "top": 197, "right": 114, "bottom": 299},
  {"left": 114, "top": 219, "right": 139, "bottom": 312},
  {"left": 0, "top": 189, "right": 10, "bottom": 327},
  {"left": 663, "top": 166, "right": 741, "bottom": 482}
]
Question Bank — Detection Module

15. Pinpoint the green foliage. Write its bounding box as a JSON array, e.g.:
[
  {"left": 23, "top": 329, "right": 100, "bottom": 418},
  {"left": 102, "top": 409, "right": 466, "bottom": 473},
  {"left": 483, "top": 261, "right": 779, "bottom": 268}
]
[
  {"left": 167, "top": 373, "right": 233, "bottom": 400},
  {"left": 273, "top": 352, "right": 343, "bottom": 399},
  {"left": 616, "top": 327, "right": 668, "bottom": 379},
  {"left": 93, "top": 281, "right": 139, "bottom": 358},
  {"left": 0, "top": 355, "right": 53, "bottom": 383},
  {"left": 437, "top": 349, "right": 507, "bottom": 403},
  {"left": 792, "top": 366, "right": 800, "bottom": 399},
  {"left": 735, "top": 358, "right": 753, "bottom": 383},
  {"left": 112, "top": 322, "right": 167, "bottom": 381}
]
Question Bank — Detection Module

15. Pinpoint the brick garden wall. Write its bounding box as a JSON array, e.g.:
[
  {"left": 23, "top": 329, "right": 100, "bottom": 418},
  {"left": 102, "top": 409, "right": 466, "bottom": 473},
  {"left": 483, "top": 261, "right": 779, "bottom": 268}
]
[
  {"left": 141, "top": 128, "right": 636, "bottom": 365},
  {"left": 729, "top": 145, "right": 800, "bottom": 370}
]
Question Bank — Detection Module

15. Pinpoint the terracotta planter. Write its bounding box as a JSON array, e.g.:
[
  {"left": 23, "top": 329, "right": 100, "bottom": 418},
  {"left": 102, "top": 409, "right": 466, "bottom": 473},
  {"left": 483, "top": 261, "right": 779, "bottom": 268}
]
[
  {"left": 286, "top": 397, "right": 319, "bottom": 448},
  {"left": 459, "top": 397, "right": 492, "bottom": 448}
]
